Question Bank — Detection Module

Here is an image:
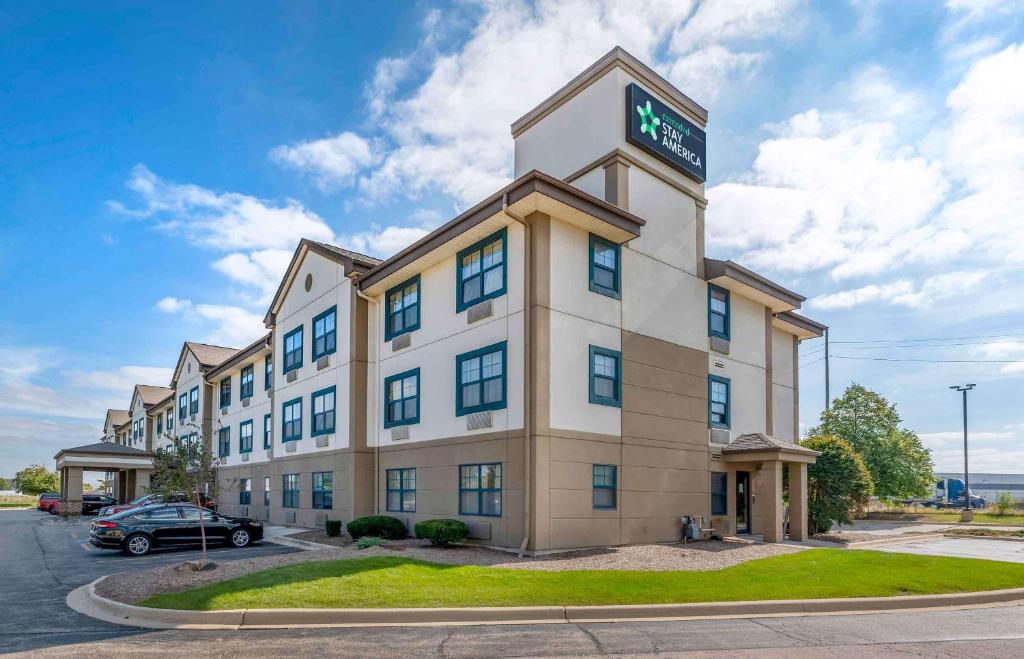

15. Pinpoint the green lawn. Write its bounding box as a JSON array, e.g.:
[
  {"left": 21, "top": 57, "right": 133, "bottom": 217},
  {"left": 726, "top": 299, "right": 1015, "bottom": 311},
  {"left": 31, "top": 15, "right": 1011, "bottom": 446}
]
[
  {"left": 868, "top": 511, "right": 1024, "bottom": 525},
  {"left": 141, "top": 549, "right": 1024, "bottom": 611}
]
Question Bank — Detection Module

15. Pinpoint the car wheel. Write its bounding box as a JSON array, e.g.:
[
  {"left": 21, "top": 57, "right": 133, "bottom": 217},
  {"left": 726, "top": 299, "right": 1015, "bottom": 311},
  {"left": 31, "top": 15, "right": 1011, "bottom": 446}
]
[
  {"left": 230, "top": 529, "right": 251, "bottom": 548},
  {"left": 124, "top": 533, "right": 152, "bottom": 556},
  {"left": 48, "top": 507, "right": 56, "bottom": 515}
]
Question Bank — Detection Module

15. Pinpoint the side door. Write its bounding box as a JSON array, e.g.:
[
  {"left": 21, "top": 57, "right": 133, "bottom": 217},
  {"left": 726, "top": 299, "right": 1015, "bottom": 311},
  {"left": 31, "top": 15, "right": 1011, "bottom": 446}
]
[
  {"left": 178, "top": 506, "right": 229, "bottom": 545},
  {"left": 138, "top": 507, "right": 191, "bottom": 544}
]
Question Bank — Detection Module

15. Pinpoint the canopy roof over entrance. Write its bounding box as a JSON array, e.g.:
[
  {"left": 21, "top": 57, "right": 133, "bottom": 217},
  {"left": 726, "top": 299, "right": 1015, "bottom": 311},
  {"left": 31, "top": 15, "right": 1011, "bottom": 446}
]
[
  {"left": 721, "top": 433, "right": 819, "bottom": 464},
  {"left": 54, "top": 442, "right": 155, "bottom": 471}
]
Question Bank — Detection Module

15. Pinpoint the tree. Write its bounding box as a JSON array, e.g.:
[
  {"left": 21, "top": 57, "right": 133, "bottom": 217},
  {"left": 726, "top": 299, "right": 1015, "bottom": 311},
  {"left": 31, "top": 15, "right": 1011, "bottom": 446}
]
[
  {"left": 149, "top": 424, "right": 221, "bottom": 562},
  {"left": 802, "top": 434, "right": 874, "bottom": 533},
  {"left": 14, "top": 465, "right": 60, "bottom": 495},
  {"left": 810, "top": 383, "right": 934, "bottom": 499},
  {"left": 0, "top": 477, "right": 9, "bottom": 490}
]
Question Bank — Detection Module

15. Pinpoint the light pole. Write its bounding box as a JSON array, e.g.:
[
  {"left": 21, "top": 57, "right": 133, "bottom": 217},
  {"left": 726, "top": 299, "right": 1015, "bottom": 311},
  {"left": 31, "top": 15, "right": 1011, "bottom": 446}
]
[{"left": 949, "top": 384, "right": 976, "bottom": 510}]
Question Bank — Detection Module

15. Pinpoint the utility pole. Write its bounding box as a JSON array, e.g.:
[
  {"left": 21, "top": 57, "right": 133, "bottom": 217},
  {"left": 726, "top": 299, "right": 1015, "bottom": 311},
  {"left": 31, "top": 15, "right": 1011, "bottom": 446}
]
[
  {"left": 949, "top": 384, "right": 976, "bottom": 510},
  {"left": 824, "top": 328, "right": 831, "bottom": 412}
]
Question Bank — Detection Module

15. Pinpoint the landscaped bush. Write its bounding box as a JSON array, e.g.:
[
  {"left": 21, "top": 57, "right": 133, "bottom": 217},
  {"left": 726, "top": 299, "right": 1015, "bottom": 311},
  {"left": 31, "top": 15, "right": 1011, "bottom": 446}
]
[
  {"left": 356, "top": 536, "right": 387, "bottom": 549},
  {"left": 346, "top": 515, "right": 407, "bottom": 540},
  {"left": 325, "top": 519, "right": 343, "bottom": 537},
  {"left": 993, "top": 491, "right": 1017, "bottom": 516},
  {"left": 415, "top": 519, "right": 469, "bottom": 546}
]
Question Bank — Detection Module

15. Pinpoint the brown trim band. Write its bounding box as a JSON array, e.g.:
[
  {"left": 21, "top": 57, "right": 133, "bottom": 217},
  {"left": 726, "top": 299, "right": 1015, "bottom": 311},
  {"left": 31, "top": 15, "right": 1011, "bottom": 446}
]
[
  {"left": 511, "top": 46, "right": 708, "bottom": 137},
  {"left": 358, "top": 170, "right": 645, "bottom": 290},
  {"left": 205, "top": 333, "right": 272, "bottom": 380},
  {"left": 704, "top": 258, "right": 806, "bottom": 309},
  {"left": 775, "top": 311, "right": 828, "bottom": 337},
  {"left": 565, "top": 148, "right": 708, "bottom": 209}
]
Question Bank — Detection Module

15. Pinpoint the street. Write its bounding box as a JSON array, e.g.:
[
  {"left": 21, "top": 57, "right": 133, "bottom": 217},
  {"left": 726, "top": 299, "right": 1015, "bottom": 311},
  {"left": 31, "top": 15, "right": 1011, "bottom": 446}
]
[{"left": 4, "top": 509, "right": 1024, "bottom": 657}]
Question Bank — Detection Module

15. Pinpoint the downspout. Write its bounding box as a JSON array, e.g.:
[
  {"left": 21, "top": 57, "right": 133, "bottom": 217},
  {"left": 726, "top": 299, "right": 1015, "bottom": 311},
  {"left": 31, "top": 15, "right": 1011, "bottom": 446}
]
[
  {"left": 502, "top": 193, "right": 531, "bottom": 557},
  {"left": 355, "top": 287, "right": 381, "bottom": 514}
]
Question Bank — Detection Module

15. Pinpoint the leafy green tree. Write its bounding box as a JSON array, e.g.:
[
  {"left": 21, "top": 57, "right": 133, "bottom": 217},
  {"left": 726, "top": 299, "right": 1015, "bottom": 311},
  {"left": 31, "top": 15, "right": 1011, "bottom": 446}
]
[
  {"left": 810, "top": 383, "right": 934, "bottom": 499},
  {"left": 14, "top": 465, "right": 60, "bottom": 495},
  {"left": 802, "top": 434, "right": 874, "bottom": 533},
  {"left": 0, "top": 477, "right": 9, "bottom": 490},
  {"left": 149, "top": 424, "right": 221, "bottom": 561}
]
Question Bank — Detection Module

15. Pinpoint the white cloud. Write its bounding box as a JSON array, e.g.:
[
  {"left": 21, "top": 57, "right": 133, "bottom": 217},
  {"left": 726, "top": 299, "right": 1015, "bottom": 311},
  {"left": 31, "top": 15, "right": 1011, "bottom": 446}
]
[
  {"left": 156, "top": 298, "right": 265, "bottom": 347},
  {"left": 809, "top": 271, "right": 986, "bottom": 310},
  {"left": 66, "top": 366, "right": 174, "bottom": 392},
  {"left": 341, "top": 226, "right": 431, "bottom": 259},
  {"left": 272, "top": 0, "right": 800, "bottom": 208},
  {"left": 211, "top": 249, "right": 294, "bottom": 305},
  {"left": 269, "top": 132, "right": 378, "bottom": 191},
  {"left": 110, "top": 164, "right": 334, "bottom": 251}
]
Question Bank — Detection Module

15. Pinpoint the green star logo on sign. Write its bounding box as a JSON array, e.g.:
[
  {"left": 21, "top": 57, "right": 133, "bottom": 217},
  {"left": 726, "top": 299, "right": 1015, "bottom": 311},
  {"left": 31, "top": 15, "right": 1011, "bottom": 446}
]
[{"left": 636, "top": 100, "right": 660, "bottom": 141}]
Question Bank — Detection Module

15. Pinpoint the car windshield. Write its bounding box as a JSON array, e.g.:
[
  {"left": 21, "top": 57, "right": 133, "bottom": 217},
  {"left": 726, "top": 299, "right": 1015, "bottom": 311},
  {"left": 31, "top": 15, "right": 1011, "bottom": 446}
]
[{"left": 128, "top": 495, "right": 152, "bottom": 504}]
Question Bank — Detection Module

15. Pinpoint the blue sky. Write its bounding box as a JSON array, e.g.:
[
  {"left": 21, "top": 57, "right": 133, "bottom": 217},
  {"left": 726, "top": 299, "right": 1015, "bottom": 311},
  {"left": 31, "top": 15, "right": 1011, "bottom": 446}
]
[{"left": 2, "top": 1, "right": 1023, "bottom": 480}]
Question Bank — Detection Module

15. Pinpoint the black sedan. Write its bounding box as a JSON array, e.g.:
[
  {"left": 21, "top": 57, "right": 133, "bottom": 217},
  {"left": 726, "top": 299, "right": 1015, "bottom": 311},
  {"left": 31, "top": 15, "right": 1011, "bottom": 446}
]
[
  {"left": 89, "top": 503, "right": 263, "bottom": 556},
  {"left": 82, "top": 494, "right": 117, "bottom": 515}
]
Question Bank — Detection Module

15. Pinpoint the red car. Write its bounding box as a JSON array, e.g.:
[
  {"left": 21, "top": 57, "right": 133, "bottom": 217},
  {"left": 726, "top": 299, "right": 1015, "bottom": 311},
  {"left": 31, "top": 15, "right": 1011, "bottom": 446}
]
[
  {"left": 37, "top": 492, "right": 60, "bottom": 513},
  {"left": 97, "top": 493, "right": 216, "bottom": 517}
]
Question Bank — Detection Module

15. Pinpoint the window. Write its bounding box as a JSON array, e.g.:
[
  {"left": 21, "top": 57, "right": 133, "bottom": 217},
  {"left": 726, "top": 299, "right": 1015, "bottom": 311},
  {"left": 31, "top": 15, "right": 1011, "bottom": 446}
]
[
  {"left": 593, "top": 464, "right": 617, "bottom": 509},
  {"left": 219, "top": 376, "right": 231, "bottom": 408},
  {"left": 459, "top": 463, "right": 502, "bottom": 517},
  {"left": 239, "top": 419, "right": 253, "bottom": 453},
  {"left": 218, "top": 427, "right": 230, "bottom": 457},
  {"left": 239, "top": 478, "right": 251, "bottom": 505},
  {"left": 456, "top": 342, "right": 506, "bottom": 416},
  {"left": 264, "top": 476, "right": 270, "bottom": 506},
  {"left": 185, "top": 432, "right": 199, "bottom": 460},
  {"left": 282, "top": 397, "right": 302, "bottom": 442},
  {"left": 589, "top": 234, "right": 621, "bottom": 298},
  {"left": 178, "top": 393, "right": 187, "bottom": 421},
  {"left": 313, "top": 471, "right": 333, "bottom": 509},
  {"left": 263, "top": 413, "right": 272, "bottom": 449},
  {"left": 136, "top": 507, "right": 181, "bottom": 521},
  {"left": 589, "top": 345, "right": 622, "bottom": 407},
  {"left": 283, "top": 325, "right": 303, "bottom": 373},
  {"left": 264, "top": 355, "right": 272, "bottom": 390},
  {"left": 311, "top": 386, "right": 336, "bottom": 436},
  {"left": 156, "top": 414, "right": 163, "bottom": 436},
  {"left": 386, "top": 468, "right": 416, "bottom": 512},
  {"left": 456, "top": 228, "right": 506, "bottom": 312},
  {"left": 709, "top": 375, "right": 730, "bottom": 429},
  {"left": 189, "top": 386, "right": 199, "bottom": 415},
  {"left": 180, "top": 506, "right": 216, "bottom": 521},
  {"left": 385, "top": 275, "right": 420, "bottom": 340},
  {"left": 166, "top": 407, "right": 173, "bottom": 431},
  {"left": 384, "top": 368, "right": 419, "bottom": 428},
  {"left": 708, "top": 284, "right": 730, "bottom": 340},
  {"left": 312, "top": 307, "right": 337, "bottom": 360},
  {"left": 240, "top": 365, "right": 254, "bottom": 399},
  {"left": 711, "top": 472, "right": 728, "bottom": 515},
  {"left": 282, "top": 474, "right": 299, "bottom": 508}
]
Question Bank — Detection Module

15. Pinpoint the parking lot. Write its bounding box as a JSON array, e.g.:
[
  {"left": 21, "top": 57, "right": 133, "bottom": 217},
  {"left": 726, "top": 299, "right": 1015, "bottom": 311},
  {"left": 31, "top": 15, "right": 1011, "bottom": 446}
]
[{"left": 0, "top": 508, "right": 297, "bottom": 654}]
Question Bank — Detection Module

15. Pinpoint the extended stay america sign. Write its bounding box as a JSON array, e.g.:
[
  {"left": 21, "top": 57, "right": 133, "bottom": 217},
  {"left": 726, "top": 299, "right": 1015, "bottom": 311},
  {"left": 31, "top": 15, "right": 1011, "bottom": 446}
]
[{"left": 625, "top": 82, "right": 706, "bottom": 182}]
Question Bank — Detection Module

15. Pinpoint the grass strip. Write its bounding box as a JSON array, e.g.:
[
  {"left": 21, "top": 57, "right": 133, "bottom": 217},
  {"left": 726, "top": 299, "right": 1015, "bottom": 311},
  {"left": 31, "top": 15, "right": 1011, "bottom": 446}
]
[{"left": 141, "top": 548, "right": 1024, "bottom": 611}]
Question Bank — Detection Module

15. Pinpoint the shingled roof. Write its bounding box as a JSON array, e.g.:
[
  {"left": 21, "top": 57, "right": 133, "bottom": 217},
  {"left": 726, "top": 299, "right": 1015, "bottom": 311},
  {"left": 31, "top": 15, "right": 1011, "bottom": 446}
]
[
  {"left": 54, "top": 441, "right": 155, "bottom": 459},
  {"left": 136, "top": 384, "right": 173, "bottom": 406},
  {"left": 722, "top": 433, "right": 820, "bottom": 456},
  {"left": 185, "top": 342, "right": 241, "bottom": 368}
]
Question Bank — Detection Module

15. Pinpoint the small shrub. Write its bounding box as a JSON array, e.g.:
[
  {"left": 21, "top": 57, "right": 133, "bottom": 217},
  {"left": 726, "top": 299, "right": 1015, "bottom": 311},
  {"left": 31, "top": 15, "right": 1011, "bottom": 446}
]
[
  {"left": 415, "top": 519, "right": 469, "bottom": 546},
  {"left": 347, "top": 515, "right": 407, "bottom": 540},
  {"left": 325, "top": 519, "right": 343, "bottom": 537},
  {"left": 356, "top": 535, "right": 387, "bottom": 549},
  {"left": 993, "top": 491, "right": 1016, "bottom": 516}
]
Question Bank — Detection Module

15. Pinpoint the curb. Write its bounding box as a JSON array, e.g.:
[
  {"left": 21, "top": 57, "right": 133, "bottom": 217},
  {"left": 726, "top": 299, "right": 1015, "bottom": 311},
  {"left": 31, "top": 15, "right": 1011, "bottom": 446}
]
[
  {"left": 844, "top": 532, "right": 948, "bottom": 548},
  {"left": 943, "top": 533, "right": 1024, "bottom": 543},
  {"left": 66, "top": 577, "right": 1024, "bottom": 630}
]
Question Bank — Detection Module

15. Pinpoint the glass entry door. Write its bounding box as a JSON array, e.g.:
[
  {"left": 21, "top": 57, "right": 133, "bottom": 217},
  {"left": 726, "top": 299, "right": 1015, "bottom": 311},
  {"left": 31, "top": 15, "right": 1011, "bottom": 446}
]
[{"left": 736, "top": 470, "right": 751, "bottom": 534}]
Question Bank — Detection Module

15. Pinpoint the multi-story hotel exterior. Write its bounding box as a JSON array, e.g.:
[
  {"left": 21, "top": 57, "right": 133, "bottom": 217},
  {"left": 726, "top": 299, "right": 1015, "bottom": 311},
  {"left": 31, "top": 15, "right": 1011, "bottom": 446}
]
[{"left": 91, "top": 48, "right": 825, "bottom": 550}]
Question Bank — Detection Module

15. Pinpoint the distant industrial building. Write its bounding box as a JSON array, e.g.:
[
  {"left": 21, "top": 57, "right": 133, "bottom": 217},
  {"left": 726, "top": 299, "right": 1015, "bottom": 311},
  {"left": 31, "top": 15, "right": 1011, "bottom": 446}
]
[{"left": 937, "top": 473, "right": 1024, "bottom": 503}]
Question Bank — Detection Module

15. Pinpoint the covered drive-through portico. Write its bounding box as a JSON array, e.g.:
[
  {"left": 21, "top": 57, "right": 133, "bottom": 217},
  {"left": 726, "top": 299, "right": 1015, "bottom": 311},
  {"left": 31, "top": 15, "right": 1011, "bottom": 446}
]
[
  {"left": 721, "top": 433, "right": 819, "bottom": 542},
  {"left": 54, "top": 442, "right": 155, "bottom": 517}
]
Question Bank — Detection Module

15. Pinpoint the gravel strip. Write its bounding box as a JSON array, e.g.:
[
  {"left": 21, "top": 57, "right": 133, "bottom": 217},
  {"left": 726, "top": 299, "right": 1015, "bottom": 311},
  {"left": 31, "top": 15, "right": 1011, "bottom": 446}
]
[{"left": 96, "top": 538, "right": 805, "bottom": 604}]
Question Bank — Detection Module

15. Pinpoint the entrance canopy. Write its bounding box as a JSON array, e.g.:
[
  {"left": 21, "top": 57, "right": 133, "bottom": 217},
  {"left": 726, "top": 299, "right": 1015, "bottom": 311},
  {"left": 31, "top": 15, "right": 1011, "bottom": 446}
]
[
  {"left": 722, "top": 433, "right": 819, "bottom": 543},
  {"left": 54, "top": 442, "right": 155, "bottom": 516}
]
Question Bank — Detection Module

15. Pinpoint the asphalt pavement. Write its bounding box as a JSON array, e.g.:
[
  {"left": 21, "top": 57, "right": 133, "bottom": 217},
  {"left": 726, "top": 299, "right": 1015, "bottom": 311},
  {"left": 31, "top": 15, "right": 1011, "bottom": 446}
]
[{"left": 4, "top": 508, "right": 1024, "bottom": 658}]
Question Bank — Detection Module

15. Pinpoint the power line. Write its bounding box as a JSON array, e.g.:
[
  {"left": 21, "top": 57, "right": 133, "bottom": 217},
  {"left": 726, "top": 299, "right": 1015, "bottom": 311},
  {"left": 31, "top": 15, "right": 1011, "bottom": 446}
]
[
  {"left": 833, "top": 339, "right": 1024, "bottom": 350},
  {"left": 832, "top": 331, "right": 1024, "bottom": 345},
  {"left": 799, "top": 356, "right": 826, "bottom": 369},
  {"left": 831, "top": 355, "right": 1024, "bottom": 364}
]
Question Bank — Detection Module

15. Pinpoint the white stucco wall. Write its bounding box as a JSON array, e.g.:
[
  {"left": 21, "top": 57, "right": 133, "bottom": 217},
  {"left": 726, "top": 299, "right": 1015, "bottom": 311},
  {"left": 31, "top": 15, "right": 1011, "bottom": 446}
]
[
  {"left": 272, "top": 252, "right": 353, "bottom": 457},
  {"left": 371, "top": 222, "right": 526, "bottom": 446},
  {"left": 213, "top": 347, "right": 273, "bottom": 467}
]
